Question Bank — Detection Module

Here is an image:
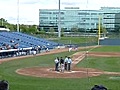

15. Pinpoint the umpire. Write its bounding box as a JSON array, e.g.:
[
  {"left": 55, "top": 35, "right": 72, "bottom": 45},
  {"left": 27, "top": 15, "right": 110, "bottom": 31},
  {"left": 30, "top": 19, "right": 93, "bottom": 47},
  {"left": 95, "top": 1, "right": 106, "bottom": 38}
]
[
  {"left": 54, "top": 57, "right": 59, "bottom": 71},
  {"left": 64, "top": 56, "right": 68, "bottom": 70},
  {"left": 67, "top": 57, "right": 72, "bottom": 71}
]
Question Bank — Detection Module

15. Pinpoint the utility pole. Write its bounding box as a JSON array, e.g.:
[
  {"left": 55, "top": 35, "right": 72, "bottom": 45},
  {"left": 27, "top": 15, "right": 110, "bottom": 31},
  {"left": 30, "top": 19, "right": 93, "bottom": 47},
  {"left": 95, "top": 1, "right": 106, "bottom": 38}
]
[{"left": 58, "top": 0, "right": 61, "bottom": 38}]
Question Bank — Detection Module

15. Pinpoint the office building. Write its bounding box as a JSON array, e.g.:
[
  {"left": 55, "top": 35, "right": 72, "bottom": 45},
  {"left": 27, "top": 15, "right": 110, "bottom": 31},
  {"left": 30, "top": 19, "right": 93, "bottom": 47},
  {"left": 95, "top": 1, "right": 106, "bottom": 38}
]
[{"left": 39, "top": 7, "right": 120, "bottom": 32}]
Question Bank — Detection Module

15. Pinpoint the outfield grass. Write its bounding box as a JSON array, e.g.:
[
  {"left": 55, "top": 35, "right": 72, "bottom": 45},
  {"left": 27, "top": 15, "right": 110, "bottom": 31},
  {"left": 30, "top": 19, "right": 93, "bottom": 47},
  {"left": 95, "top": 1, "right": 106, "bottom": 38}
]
[
  {"left": 90, "top": 46, "right": 120, "bottom": 52},
  {"left": 77, "top": 57, "right": 120, "bottom": 72},
  {"left": 50, "top": 36, "right": 97, "bottom": 45},
  {"left": 0, "top": 46, "right": 120, "bottom": 90}
]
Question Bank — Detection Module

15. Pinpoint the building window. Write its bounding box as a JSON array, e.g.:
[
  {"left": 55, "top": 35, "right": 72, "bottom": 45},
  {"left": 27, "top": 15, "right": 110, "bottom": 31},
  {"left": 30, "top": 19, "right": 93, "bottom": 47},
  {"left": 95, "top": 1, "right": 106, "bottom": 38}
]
[
  {"left": 61, "top": 22, "right": 65, "bottom": 25},
  {"left": 53, "top": 12, "right": 64, "bottom": 14},
  {"left": 53, "top": 17, "right": 64, "bottom": 20},
  {"left": 61, "top": 17, "right": 64, "bottom": 20},
  {"left": 91, "top": 13, "right": 97, "bottom": 15},
  {"left": 40, "top": 17, "right": 48, "bottom": 19},
  {"left": 61, "top": 12, "right": 64, "bottom": 14},
  {"left": 53, "top": 17, "right": 57, "bottom": 20},
  {"left": 79, "top": 23, "right": 89, "bottom": 25},
  {"left": 98, "top": 13, "right": 102, "bottom": 15},
  {"left": 91, "top": 18, "right": 98, "bottom": 20},
  {"left": 78, "top": 13, "right": 90, "bottom": 15},
  {"left": 82, "top": 18, "right": 90, "bottom": 20},
  {"left": 91, "top": 23, "right": 94, "bottom": 25},
  {"left": 40, "top": 12, "right": 52, "bottom": 14}
]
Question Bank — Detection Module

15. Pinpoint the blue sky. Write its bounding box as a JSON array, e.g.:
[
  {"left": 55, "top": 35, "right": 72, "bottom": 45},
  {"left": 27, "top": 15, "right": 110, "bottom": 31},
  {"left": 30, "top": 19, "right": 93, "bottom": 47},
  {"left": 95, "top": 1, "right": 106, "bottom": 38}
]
[{"left": 0, "top": 0, "right": 120, "bottom": 25}]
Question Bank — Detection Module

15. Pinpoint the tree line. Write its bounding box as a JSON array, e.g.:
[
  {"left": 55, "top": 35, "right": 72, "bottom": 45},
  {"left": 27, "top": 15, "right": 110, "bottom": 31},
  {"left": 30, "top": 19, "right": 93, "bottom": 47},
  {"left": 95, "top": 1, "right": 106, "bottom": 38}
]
[{"left": 0, "top": 18, "right": 38, "bottom": 34}]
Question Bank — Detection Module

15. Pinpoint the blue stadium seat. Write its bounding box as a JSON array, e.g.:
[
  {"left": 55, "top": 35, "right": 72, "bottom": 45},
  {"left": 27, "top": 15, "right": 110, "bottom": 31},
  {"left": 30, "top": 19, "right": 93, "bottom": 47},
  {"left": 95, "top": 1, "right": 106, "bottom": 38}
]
[{"left": 0, "top": 32, "right": 62, "bottom": 49}]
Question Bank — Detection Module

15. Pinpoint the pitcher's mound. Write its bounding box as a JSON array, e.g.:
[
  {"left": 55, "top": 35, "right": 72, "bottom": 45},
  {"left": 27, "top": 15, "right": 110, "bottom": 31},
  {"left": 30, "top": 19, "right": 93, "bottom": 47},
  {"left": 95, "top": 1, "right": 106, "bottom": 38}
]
[{"left": 16, "top": 67, "right": 104, "bottom": 78}]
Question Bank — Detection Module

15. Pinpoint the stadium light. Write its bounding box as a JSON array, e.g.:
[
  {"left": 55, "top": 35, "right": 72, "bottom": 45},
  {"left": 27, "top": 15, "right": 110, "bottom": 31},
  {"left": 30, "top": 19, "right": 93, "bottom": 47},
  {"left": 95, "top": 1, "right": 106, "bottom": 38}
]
[
  {"left": 58, "top": 0, "right": 61, "bottom": 38},
  {"left": 17, "top": 0, "right": 19, "bottom": 32}
]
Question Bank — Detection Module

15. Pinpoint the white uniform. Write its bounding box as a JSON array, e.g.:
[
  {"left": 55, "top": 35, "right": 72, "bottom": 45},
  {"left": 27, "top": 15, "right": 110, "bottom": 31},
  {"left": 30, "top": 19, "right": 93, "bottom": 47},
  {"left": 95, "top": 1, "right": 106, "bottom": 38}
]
[{"left": 68, "top": 47, "right": 72, "bottom": 52}]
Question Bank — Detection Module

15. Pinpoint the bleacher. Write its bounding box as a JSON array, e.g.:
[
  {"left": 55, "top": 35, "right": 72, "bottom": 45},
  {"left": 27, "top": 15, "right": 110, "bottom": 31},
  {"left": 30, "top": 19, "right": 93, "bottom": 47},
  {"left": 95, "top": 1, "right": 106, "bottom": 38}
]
[{"left": 0, "top": 31, "right": 63, "bottom": 59}]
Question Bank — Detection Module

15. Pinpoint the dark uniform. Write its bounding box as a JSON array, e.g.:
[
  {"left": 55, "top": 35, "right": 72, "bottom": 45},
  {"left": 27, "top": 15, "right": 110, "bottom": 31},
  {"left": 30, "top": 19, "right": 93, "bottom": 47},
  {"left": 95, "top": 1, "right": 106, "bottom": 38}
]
[
  {"left": 60, "top": 57, "right": 64, "bottom": 72},
  {"left": 64, "top": 56, "right": 68, "bottom": 70},
  {"left": 0, "top": 80, "right": 9, "bottom": 90},
  {"left": 91, "top": 85, "right": 107, "bottom": 90}
]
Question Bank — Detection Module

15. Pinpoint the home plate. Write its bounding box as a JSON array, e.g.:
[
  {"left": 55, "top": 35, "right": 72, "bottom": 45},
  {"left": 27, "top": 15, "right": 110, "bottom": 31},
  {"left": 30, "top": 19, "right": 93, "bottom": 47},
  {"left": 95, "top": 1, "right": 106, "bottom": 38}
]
[{"left": 64, "top": 71, "right": 80, "bottom": 73}]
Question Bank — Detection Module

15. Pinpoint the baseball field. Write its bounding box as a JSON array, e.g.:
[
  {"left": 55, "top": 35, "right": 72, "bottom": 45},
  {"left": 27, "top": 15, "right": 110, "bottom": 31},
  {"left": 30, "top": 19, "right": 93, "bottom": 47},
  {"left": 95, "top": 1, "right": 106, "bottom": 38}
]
[{"left": 0, "top": 45, "right": 120, "bottom": 90}]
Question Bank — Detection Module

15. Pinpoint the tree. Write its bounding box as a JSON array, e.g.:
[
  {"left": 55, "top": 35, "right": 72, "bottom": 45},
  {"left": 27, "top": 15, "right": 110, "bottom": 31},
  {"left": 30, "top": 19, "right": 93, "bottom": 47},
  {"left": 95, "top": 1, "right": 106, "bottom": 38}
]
[
  {"left": 6, "top": 24, "right": 15, "bottom": 31},
  {"left": 28, "top": 25, "right": 38, "bottom": 34},
  {"left": 96, "top": 23, "right": 107, "bottom": 37},
  {"left": 0, "top": 18, "right": 8, "bottom": 26},
  {"left": 0, "top": 18, "right": 39, "bottom": 34},
  {"left": 20, "top": 24, "right": 29, "bottom": 33},
  {"left": 61, "top": 28, "right": 65, "bottom": 37},
  {"left": 49, "top": 27, "right": 55, "bottom": 33},
  {"left": 102, "top": 26, "right": 107, "bottom": 37},
  {"left": 71, "top": 26, "right": 79, "bottom": 32}
]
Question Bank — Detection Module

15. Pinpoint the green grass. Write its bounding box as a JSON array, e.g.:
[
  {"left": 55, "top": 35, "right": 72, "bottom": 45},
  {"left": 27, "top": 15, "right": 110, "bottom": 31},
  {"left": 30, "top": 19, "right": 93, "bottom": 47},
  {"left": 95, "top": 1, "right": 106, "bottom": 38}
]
[
  {"left": 51, "top": 36, "right": 97, "bottom": 44},
  {"left": 91, "top": 46, "right": 120, "bottom": 52},
  {"left": 77, "top": 57, "right": 120, "bottom": 72},
  {"left": 0, "top": 46, "right": 120, "bottom": 90}
]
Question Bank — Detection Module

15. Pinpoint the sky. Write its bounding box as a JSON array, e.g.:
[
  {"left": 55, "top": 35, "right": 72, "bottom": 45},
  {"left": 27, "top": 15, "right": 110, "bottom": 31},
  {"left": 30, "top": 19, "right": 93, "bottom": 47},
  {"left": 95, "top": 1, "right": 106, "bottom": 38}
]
[{"left": 0, "top": 0, "right": 120, "bottom": 25}]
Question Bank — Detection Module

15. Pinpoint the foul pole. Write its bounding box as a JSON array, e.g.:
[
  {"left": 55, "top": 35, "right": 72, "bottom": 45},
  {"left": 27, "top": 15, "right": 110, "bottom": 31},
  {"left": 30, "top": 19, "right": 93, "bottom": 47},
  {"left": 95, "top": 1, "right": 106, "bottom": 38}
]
[
  {"left": 98, "top": 16, "right": 101, "bottom": 45},
  {"left": 58, "top": 0, "right": 61, "bottom": 38}
]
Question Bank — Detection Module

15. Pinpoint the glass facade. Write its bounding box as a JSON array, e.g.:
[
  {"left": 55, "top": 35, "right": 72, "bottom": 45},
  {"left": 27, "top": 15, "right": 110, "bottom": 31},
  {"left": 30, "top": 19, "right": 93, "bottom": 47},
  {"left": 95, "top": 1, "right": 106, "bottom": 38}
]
[{"left": 39, "top": 7, "right": 120, "bottom": 32}]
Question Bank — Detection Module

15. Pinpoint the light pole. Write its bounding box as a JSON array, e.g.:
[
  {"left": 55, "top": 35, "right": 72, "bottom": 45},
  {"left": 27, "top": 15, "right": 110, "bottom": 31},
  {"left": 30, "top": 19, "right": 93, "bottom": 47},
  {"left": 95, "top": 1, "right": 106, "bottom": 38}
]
[
  {"left": 58, "top": 0, "right": 61, "bottom": 38},
  {"left": 17, "top": 0, "right": 19, "bottom": 32}
]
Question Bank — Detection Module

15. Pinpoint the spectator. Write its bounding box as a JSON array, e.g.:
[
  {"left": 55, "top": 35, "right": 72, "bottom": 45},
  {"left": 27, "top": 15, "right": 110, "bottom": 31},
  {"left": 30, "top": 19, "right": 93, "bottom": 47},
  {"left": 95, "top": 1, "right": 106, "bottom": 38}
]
[
  {"left": 0, "top": 80, "right": 9, "bottom": 90},
  {"left": 0, "top": 47, "right": 2, "bottom": 50},
  {"left": 37, "top": 46, "right": 41, "bottom": 53},
  {"left": 13, "top": 43, "right": 19, "bottom": 49},
  {"left": 6, "top": 44, "right": 11, "bottom": 50},
  {"left": 10, "top": 40, "right": 14, "bottom": 43},
  {"left": 57, "top": 46, "right": 60, "bottom": 49},
  {"left": 46, "top": 47, "right": 49, "bottom": 52},
  {"left": 91, "top": 85, "right": 107, "bottom": 90},
  {"left": 31, "top": 47, "right": 37, "bottom": 55}
]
